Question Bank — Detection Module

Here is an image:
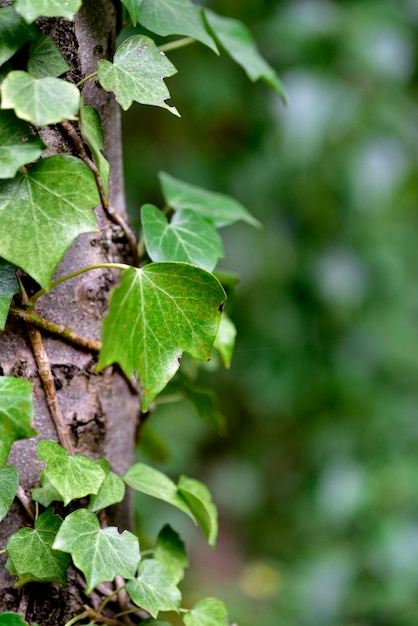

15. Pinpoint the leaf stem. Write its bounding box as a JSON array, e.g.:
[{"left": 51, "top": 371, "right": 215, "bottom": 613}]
[
  {"left": 75, "top": 71, "right": 98, "bottom": 88},
  {"left": 160, "top": 37, "right": 196, "bottom": 52},
  {"left": 98, "top": 585, "right": 126, "bottom": 614}
]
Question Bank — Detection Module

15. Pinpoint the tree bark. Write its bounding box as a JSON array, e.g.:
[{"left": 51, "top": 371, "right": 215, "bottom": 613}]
[{"left": 0, "top": 2, "right": 139, "bottom": 622}]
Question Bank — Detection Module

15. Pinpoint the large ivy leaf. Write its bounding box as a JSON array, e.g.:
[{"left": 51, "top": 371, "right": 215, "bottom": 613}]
[
  {"left": 120, "top": 0, "right": 143, "bottom": 26},
  {"left": 177, "top": 476, "right": 218, "bottom": 548},
  {"left": 0, "top": 377, "right": 36, "bottom": 466},
  {"left": 159, "top": 172, "right": 262, "bottom": 228},
  {"left": 0, "top": 613, "right": 39, "bottom": 626},
  {"left": 98, "top": 35, "right": 179, "bottom": 116},
  {"left": 14, "top": 0, "right": 82, "bottom": 22},
  {"left": 0, "top": 259, "right": 20, "bottom": 331},
  {"left": 0, "top": 466, "right": 19, "bottom": 523},
  {"left": 138, "top": 0, "right": 218, "bottom": 53},
  {"left": 0, "top": 6, "right": 36, "bottom": 67},
  {"left": 154, "top": 524, "right": 189, "bottom": 584},
  {"left": 213, "top": 312, "right": 236, "bottom": 369},
  {"left": 88, "top": 458, "right": 126, "bottom": 512},
  {"left": 0, "top": 155, "right": 99, "bottom": 289},
  {"left": 204, "top": 9, "right": 287, "bottom": 102},
  {"left": 1, "top": 71, "right": 80, "bottom": 126},
  {"left": 141, "top": 204, "right": 224, "bottom": 272},
  {"left": 27, "top": 34, "right": 70, "bottom": 78},
  {"left": 97, "top": 264, "right": 226, "bottom": 411},
  {"left": 80, "top": 105, "right": 110, "bottom": 199},
  {"left": 0, "top": 110, "right": 45, "bottom": 179},
  {"left": 183, "top": 598, "right": 229, "bottom": 626},
  {"left": 6, "top": 508, "right": 70, "bottom": 585},
  {"left": 53, "top": 509, "right": 140, "bottom": 592},
  {"left": 126, "top": 559, "right": 182, "bottom": 618},
  {"left": 38, "top": 440, "right": 106, "bottom": 506}
]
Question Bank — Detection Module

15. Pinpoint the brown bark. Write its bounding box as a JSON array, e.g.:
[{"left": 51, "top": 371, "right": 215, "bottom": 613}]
[{"left": 0, "top": 2, "right": 139, "bottom": 622}]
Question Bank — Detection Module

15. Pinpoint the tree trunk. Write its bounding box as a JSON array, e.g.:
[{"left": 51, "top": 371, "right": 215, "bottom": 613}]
[{"left": 0, "top": 2, "right": 139, "bottom": 622}]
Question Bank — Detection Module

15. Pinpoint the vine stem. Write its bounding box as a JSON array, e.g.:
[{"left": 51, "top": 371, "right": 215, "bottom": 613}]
[
  {"left": 75, "top": 71, "right": 98, "bottom": 88},
  {"left": 160, "top": 37, "right": 196, "bottom": 52}
]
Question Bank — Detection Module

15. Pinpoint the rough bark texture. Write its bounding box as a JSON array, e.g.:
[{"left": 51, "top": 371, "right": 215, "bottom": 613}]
[{"left": 0, "top": 2, "right": 139, "bottom": 622}]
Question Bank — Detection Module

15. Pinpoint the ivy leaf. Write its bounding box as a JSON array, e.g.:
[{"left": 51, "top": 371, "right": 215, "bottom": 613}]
[
  {"left": 80, "top": 105, "right": 110, "bottom": 199},
  {"left": 14, "top": 0, "right": 82, "bottom": 22},
  {"left": 38, "top": 440, "right": 106, "bottom": 506},
  {"left": 137, "top": 0, "right": 218, "bottom": 53},
  {"left": 154, "top": 524, "right": 189, "bottom": 584},
  {"left": 120, "top": 0, "right": 143, "bottom": 26},
  {"left": 0, "top": 110, "right": 45, "bottom": 179},
  {"left": 31, "top": 474, "right": 63, "bottom": 508},
  {"left": 0, "top": 258, "right": 20, "bottom": 332},
  {"left": 159, "top": 172, "right": 262, "bottom": 229},
  {"left": 98, "top": 35, "right": 179, "bottom": 116},
  {"left": 0, "top": 155, "right": 99, "bottom": 289},
  {"left": 1, "top": 71, "right": 80, "bottom": 126},
  {"left": 0, "top": 466, "right": 19, "bottom": 523},
  {"left": 0, "top": 613, "right": 39, "bottom": 626},
  {"left": 0, "top": 377, "right": 37, "bottom": 466},
  {"left": 0, "top": 5, "right": 37, "bottom": 67},
  {"left": 213, "top": 313, "right": 236, "bottom": 369},
  {"left": 88, "top": 459, "right": 126, "bottom": 512},
  {"left": 123, "top": 463, "right": 196, "bottom": 523},
  {"left": 53, "top": 509, "right": 140, "bottom": 592},
  {"left": 177, "top": 476, "right": 218, "bottom": 548},
  {"left": 177, "top": 382, "right": 226, "bottom": 434},
  {"left": 204, "top": 9, "right": 287, "bottom": 102},
  {"left": 141, "top": 204, "right": 224, "bottom": 272},
  {"left": 27, "top": 34, "right": 70, "bottom": 78},
  {"left": 126, "top": 559, "right": 182, "bottom": 618},
  {"left": 183, "top": 598, "right": 229, "bottom": 626},
  {"left": 6, "top": 508, "right": 70, "bottom": 585},
  {"left": 98, "top": 264, "right": 225, "bottom": 411}
]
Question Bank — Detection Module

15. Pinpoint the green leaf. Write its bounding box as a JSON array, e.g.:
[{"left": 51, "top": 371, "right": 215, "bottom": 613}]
[
  {"left": 38, "top": 440, "right": 106, "bottom": 506},
  {"left": 126, "top": 559, "right": 181, "bottom": 618},
  {"left": 183, "top": 598, "right": 229, "bottom": 626},
  {"left": 141, "top": 204, "right": 224, "bottom": 272},
  {"left": 138, "top": 0, "right": 218, "bottom": 53},
  {"left": 80, "top": 105, "right": 109, "bottom": 199},
  {"left": 214, "top": 313, "right": 236, "bottom": 369},
  {"left": 177, "top": 476, "right": 218, "bottom": 548},
  {"left": 0, "top": 466, "right": 19, "bottom": 523},
  {"left": 6, "top": 508, "right": 70, "bottom": 585},
  {"left": 53, "top": 509, "right": 140, "bottom": 592},
  {"left": 0, "top": 6, "right": 36, "bottom": 67},
  {"left": 0, "top": 110, "right": 45, "bottom": 179},
  {"left": 97, "top": 264, "right": 226, "bottom": 411},
  {"left": 204, "top": 9, "right": 287, "bottom": 102},
  {"left": 27, "top": 34, "right": 70, "bottom": 78},
  {"left": 178, "top": 382, "right": 226, "bottom": 434},
  {"left": 154, "top": 524, "right": 189, "bottom": 584},
  {"left": 0, "top": 377, "right": 37, "bottom": 466},
  {"left": 0, "top": 613, "right": 39, "bottom": 626},
  {"left": 31, "top": 474, "right": 63, "bottom": 508},
  {"left": 0, "top": 155, "right": 99, "bottom": 289},
  {"left": 120, "top": 0, "right": 143, "bottom": 26},
  {"left": 88, "top": 459, "right": 126, "bottom": 512},
  {"left": 98, "top": 35, "right": 179, "bottom": 116},
  {"left": 1, "top": 71, "right": 80, "bottom": 126},
  {"left": 159, "top": 172, "right": 262, "bottom": 229},
  {"left": 0, "top": 259, "right": 20, "bottom": 332},
  {"left": 123, "top": 463, "right": 196, "bottom": 523},
  {"left": 14, "top": 0, "right": 82, "bottom": 22}
]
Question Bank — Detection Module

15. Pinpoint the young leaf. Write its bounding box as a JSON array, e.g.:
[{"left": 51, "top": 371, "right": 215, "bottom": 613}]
[
  {"left": 183, "top": 598, "right": 229, "bottom": 626},
  {"left": 97, "top": 264, "right": 226, "bottom": 411},
  {"left": 141, "top": 204, "right": 224, "bottom": 272},
  {"left": 0, "top": 155, "right": 99, "bottom": 289},
  {"left": 137, "top": 0, "right": 218, "bottom": 53},
  {"left": 154, "top": 524, "right": 189, "bottom": 584},
  {"left": 31, "top": 474, "right": 63, "bottom": 508},
  {"left": 0, "top": 5, "right": 37, "bottom": 67},
  {"left": 0, "top": 110, "right": 45, "bottom": 179},
  {"left": 120, "top": 0, "right": 143, "bottom": 27},
  {"left": 53, "top": 509, "right": 140, "bottom": 592},
  {"left": 88, "top": 458, "right": 126, "bottom": 512},
  {"left": 1, "top": 71, "right": 80, "bottom": 126},
  {"left": 177, "top": 382, "right": 226, "bottom": 434},
  {"left": 177, "top": 476, "right": 218, "bottom": 548},
  {"left": 6, "top": 508, "right": 70, "bottom": 585},
  {"left": 126, "top": 559, "right": 182, "bottom": 618},
  {"left": 98, "top": 35, "right": 179, "bottom": 116},
  {"left": 38, "top": 440, "right": 106, "bottom": 506},
  {"left": 14, "top": 0, "right": 82, "bottom": 22},
  {"left": 123, "top": 463, "right": 196, "bottom": 523},
  {"left": 213, "top": 313, "right": 236, "bottom": 369},
  {"left": 204, "top": 9, "right": 287, "bottom": 102},
  {"left": 159, "top": 172, "right": 262, "bottom": 228},
  {"left": 27, "top": 34, "right": 70, "bottom": 78},
  {"left": 0, "top": 259, "right": 20, "bottom": 331},
  {"left": 0, "top": 613, "right": 39, "bottom": 626},
  {"left": 0, "top": 466, "right": 19, "bottom": 523},
  {"left": 80, "top": 105, "right": 110, "bottom": 199},
  {"left": 0, "top": 377, "right": 37, "bottom": 466}
]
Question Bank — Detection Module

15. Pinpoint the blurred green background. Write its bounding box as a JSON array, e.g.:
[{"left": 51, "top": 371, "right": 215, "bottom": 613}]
[{"left": 122, "top": 1, "right": 418, "bottom": 624}]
